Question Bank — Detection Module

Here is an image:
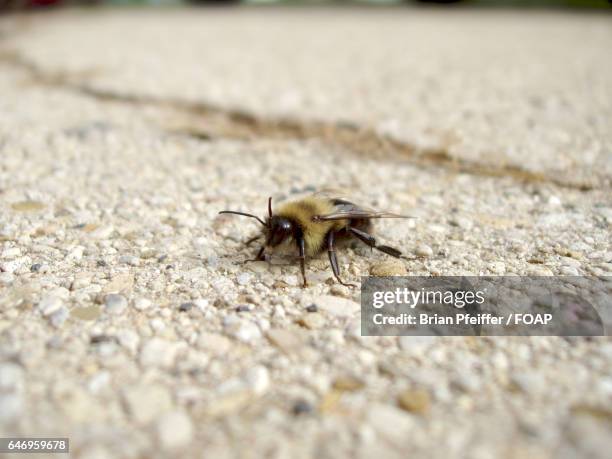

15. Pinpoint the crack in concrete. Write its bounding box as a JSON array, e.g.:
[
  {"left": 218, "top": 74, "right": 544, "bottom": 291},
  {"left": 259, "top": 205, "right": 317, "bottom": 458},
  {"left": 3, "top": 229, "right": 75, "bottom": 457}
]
[{"left": 0, "top": 49, "right": 603, "bottom": 192}]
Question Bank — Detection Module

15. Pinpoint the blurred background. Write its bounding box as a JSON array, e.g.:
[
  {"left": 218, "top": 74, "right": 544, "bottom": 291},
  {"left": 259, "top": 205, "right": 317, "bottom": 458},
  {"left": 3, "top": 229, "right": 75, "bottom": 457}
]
[{"left": 1, "top": 0, "right": 610, "bottom": 11}]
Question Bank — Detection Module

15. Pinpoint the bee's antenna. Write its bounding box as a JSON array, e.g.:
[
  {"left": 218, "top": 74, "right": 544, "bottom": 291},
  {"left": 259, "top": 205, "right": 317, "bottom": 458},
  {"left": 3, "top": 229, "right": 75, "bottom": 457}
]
[
  {"left": 218, "top": 211, "right": 266, "bottom": 227},
  {"left": 267, "top": 197, "right": 273, "bottom": 223}
]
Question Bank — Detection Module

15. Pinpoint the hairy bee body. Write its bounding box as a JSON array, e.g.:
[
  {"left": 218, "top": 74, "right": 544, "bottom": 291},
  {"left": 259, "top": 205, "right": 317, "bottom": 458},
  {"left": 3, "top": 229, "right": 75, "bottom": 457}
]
[
  {"left": 274, "top": 196, "right": 371, "bottom": 257},
  {"left": 219, "top": 193, "right": 410, "bottom": 287}
]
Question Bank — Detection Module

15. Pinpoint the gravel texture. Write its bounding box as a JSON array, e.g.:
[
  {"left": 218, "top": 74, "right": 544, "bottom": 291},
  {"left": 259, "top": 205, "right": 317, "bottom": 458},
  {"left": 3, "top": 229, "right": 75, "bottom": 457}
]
[{"left": 0, "top": 7, "right": 611, "bottom": 459}]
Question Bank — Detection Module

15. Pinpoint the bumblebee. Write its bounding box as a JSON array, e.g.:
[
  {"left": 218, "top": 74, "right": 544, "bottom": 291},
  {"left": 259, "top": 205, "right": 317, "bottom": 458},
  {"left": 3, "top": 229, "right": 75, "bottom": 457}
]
[{"left": 219, "top": 194, "right": 411, "bottom": 287}]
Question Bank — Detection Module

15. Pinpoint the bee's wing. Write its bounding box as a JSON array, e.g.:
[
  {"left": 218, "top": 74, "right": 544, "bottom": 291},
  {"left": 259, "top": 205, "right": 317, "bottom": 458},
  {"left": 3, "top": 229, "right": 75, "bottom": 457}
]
[
  {"left": 313, "top": 210, "right": 415, "bottom": 221},
  {"left": 310, "top": 188, "right": 351, "bottom": 201}
]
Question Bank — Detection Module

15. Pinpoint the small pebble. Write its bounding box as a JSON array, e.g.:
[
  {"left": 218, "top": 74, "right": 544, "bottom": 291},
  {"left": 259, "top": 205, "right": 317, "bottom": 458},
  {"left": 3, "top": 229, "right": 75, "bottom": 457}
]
[
  {"left": 193, "top": 299, "right": 209, "bottom": 311},
  {"left": 72, "top": 305, "right": 101, "bottom": 321},
  {"left": 104, "top": 294, "right": 128, "bottom": 315},
  {"left": 123, "top": 384, "right": 173, "bottom": 424},
  {"left": 227, "top": 320, "right": 262, "bottom": 343},
  {"left": 38, "top": 296, "right": 63, "bottom": 316},
  {"left": 206, "top": 255, "right": 219, "bottom": 269},
  {"left": 298, "top": 313, "right": 325, "bottom": 329},
  {"left": 150, "top": 318, "right": 166, "bottom": 332},
  {"left": 0, "top": 393, "right": 23, "bottom": 422},
  {"left": 197, "top": 333, "right": 231, "bottom": 354},
  {"left": 133, "top": 297, "right": 152, "bottom": 310},
  {"left": 0, "top": 362, "right": 23, "bottom": 391},
  {"left": 237, "top": 272, "right": 252, "bottom": 286},
  {"left": 292, "top": 400, "right": 313, "bottom": 416},
  {"left": 119, "top": 255, "right": 140, "bottom": 267},
  {"left": 370, "top": 260, "right": 407, "bottom": 276},
  {"left": 116, "top": 329, "right": 140, "bottom": 353},
  {"left": 560, "top": 265, "right": 580, "bottom": 276},
  {"left": 283, "top": 275, "right": 299, "bottom": 287},
  {"left": 450, "top": 216, "right": 473, "bottom": 230},
  {"left": 87, "top": 371, "right": 110, "bottom": 394},
  {"left": 0, "top": 273, "right": 15, "bottom": 285},
  {"left": 330, "top": 284, "right": 350, "bottom": 297},
  {"left": 488, "top": 261, "right": 506, "bottom": 274},
  {"left": 452, "top": 372, "right": 482, "bottom": 392},
  {"left": 155, "top": 410, "right": 194, "bottom": 451},
  {"left": 11, "top": 200, "right": 45, "bottom": 212},
  {"left": 510, "top": 373, "right": 546, "bottom": 395},
  {"left": 140, "top": 338, "right": 179, "bottom": 368},
  {"left": 179, "top": 302, "right": 195, "bottom": 312},
  {"left": 316, "top": 295, "right": 359, "bottom": 317},
  {"left": 397, "top": 389, "right": 430, "bottom": 415},
  {"left": 90, "top": 335, "right": 116, "bottom": 345},
  {"left": 1, "top": 247, "right": 21, "bottom": 259},
  {"left": 245, "top": 366, "right": 270, "bottom": 395},
  {"left": 333, "top": 376, "right": 365, "bottom": 392},
  {"left": 306, "top": 304, "right": 318, "bottom": 313},
  {"left": 66, "top": 246, "right": 84, "bottom": 261},
  {"left": 49, "top": 307, "right": 70, "bottom": 328},
  {"left": 267, "top": 328, "right": 304, "bottom": 353},
  {"left": 415, "top": 244, "right": 434, "bottom": 258},
  {"left": 90, "top": 225, "right": 114, "bottom": 239}
]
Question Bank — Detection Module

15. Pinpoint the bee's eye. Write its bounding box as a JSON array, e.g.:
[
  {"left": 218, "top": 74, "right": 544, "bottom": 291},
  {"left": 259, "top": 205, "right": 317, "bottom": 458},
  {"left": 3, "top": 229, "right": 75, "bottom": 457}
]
[{"left": 267, "top": 218, "right": 293, "bottom": 247}]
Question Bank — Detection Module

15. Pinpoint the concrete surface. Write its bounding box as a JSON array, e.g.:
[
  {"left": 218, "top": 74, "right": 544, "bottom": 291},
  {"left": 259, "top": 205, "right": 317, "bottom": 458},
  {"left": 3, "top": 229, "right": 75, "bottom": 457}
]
[{"left": 0, "top": 7, "right": 611, "bottom": 459}]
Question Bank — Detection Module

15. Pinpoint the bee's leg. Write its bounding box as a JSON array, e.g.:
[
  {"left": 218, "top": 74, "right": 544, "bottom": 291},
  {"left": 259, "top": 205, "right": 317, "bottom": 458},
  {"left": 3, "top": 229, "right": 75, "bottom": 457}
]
[
  {"left": 348, "top": 227, "right": 402, "bottom": 258},
  {"left": 327, "top": 231, "right": 357, "bottom": 288},
  {"left": 241, "top": 246, "right": 266, "bottom": 264},
  {"left": 297, "top": 235, "right": 308, "bottom": 287},
  {"left": 244, "top": 234, "right": 263, "bottom": 247}
]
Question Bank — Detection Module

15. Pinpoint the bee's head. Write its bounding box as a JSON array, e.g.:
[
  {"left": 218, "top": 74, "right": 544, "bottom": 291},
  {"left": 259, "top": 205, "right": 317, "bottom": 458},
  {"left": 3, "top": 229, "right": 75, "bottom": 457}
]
[{"left": 266, "top": 216, "right": 294, "bottom": 247}]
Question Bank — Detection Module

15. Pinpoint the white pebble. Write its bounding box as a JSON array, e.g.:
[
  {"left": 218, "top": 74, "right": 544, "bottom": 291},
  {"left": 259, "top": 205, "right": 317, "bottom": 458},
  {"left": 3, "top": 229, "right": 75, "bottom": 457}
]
[
  {"left": 0, "top": 273, "right": 15, "bottom": 285},
  {"left": 1, "top": 247, "right": 21, "bottom": 259},
  {"left": 123, "top": 384, "right": 173, "bottom": 424},
  {"left": 227, "top": 320, "right": 262, "bottom": 343},
  {"left": 104, "top": 294, "right": 128, "bottom": 314},
  {"left": 90, "top": 225, "right": 114, "bottom": 239},
  {"left": 245, "top": 366, "right": 270, "bottom": 395},
  {"left": 453, "top": 372, "right": 482, "bottom": 392},
  {"left": 116, "top": 329, "right": 140, "bottom": 353},
  {"left": 488, "top": 262, "right": 506, "bottom": 274},
  {"left": 197, "top": 333, "right": 231, "bottom": 354},
  {"left": 133, "top": 297, "right": 152, "bottom": 310},
  {"left": 38, "top": 295, "right": 63, "bottom": 316},
  {"left": 66, "top": 246, "right": 84, "bottom": 261},
  {"left": 150, "top": 318, "right": 166, "bottom": 332},
  {"left": 140, "top": 338, "right": 179, "bottom": 368},
  {"left": 560, "top": 265, "right": 580, "bottom": 276},
  {"left": 50, "top": 307, "right": 70, "bottom": 327},
  {"left": 237, "top": 272, "right": 252, "bottom": 285},
  {"left": 415, "top": 244, "right": 434, "bottom": 257},
  {"left": 283, "top": 275, "right": 299, "bottom": 286},
  {"left": 451, "top": 217, "right": 473, "bottom": 230},
  {"left": 193, "top": 298, "right": 209, "bottom": 311},
  {"left": 119, "top": 255, "right": 140, "bottom": 266},
  {"left": 0, "top": 393, "right": 23, "bottom": 422},
  {"left": 155, "top": 410, "right": 194, "bottom": 451},
  {"left": 0, "top": 362, "right": 23, "bottom": 391},
  {"left": 87, "top": 371, "right": 110, "bottom": 394},
  {"left": 511, "top": 372, "right": 546, "bottom": 395},
  {"left": 316, "top": 295, "right": 360, "bottom": 317}
]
